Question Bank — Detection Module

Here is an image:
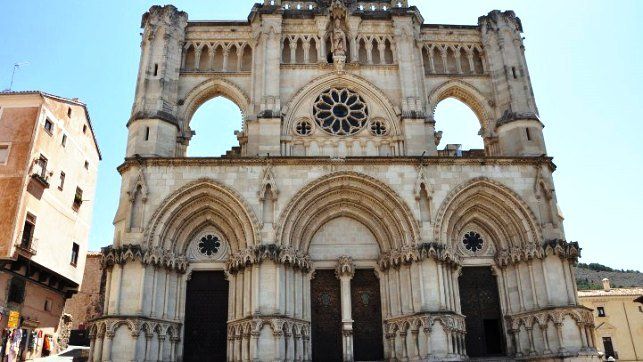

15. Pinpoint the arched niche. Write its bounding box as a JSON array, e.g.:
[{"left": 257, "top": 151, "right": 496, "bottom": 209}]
[
  {"left": 309, "top": 216, "right": 380, "bottom": 261},
  {"left": 277, "top": 172, "right": 419, "bottom": 254},
  {"left": 281, "top": 73, "right": 401, "bottom": 137},
  {"left": 434, "top": 177, "right": 541, "bottom": 251},
  {"left": 144, "top": 178, "right": 260, "bottom": 254}
]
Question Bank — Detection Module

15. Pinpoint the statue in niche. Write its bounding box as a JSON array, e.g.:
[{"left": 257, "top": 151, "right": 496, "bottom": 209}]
[{"left": 331, "top": 18, "right": 347, "bottom": 56}]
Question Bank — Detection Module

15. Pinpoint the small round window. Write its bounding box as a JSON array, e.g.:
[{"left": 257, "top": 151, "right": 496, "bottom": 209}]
[
  {"left": 198, "top": 235, "right": 221, "bottom": 256},
  {"left": 462, "top": 231, "right": 484, "bottom": 252},
  {"left": 370, "top": 119, "right": 388, "bottom": 136},
  {"left": 295, "top": 119, "right": 313, "bottom": 136},
  {"left": 313, "top": 88, "right": 368, "bottom": 136}
]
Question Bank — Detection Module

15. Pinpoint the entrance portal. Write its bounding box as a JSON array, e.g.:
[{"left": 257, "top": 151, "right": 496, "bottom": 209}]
[
  {"left": 183, "top": 271, "right": 228, "bottom": 362},
  {"left": 351, "top": 269, "right": 384, "bottom": 361},
  {"left": 311, "top": 270, "right": 342, "bottom": 362},
  {"left": 459, "top": 266, "right": 505, "bottom": 357}
]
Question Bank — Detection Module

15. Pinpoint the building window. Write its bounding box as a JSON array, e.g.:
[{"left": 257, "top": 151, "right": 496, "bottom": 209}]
[
  {"left": 61, "top": 134, "right": 67, "bottom": 147},
  {"left": 20, "top": 213, "right": 36, "bottom": 250},
  {"left": 82, "top": 124, "right": 87, "bottom": 134},
  {"left": 34, "top": 155, "right": 48, "bottom": 179},
  {"left": 7, "top": 278, "right": 26, "bottom": 304},
  {"left": 153, "top": 64, "right": 159, "bottom": 76},
  {"left": 525, "top": 128, "right": 532, "bottom": 141},
  {"left": 602, "top": 337, "right": 616, "bottom": 359},
  {"left": 44, "top": 118, "right": 54, "bottom": 134},
  {"left": 313, "top": 88, "right": 369, "bottom": 136},
  {"left": 84, "top": 160, "right": 89, "bottom": 169},
  {"left": 73, "top": 187, "right": 83, "bottom": 210},
  {"left": 59, "top": 171, "right": 65, "bottom": 190},
  {"left": 70, "top": 242, "right": 80, "bottom": 266},
  {"left": 463, "top": 231, "right": 484, "bottom": 252},
  {"left": 0, "top": 143, "right": 10, "bottom": 165},
  {"left": 67, "top": 107, "right": 72, "bottom": 118},
  {"left": 145, "top": 127, "right": 150, "bottom": 141},
  {"left": 44, "top": 299, "right": 53, "bottom": 311},
  {"left": 597, "top": 306, "right": 606, "bottom": 317}
]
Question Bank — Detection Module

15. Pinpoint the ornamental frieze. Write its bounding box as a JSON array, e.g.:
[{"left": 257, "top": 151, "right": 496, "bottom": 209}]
[
  {"left": 101, "top": 244, "right": 189, "bottom": 273},
  {"left": 226, "top": 244, "right": 312, "bottom": 273}
]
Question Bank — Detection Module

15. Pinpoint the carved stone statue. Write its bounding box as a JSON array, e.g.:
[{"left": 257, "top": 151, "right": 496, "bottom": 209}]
[{"left": 331, "top": 18, "right": 347, "bottom": 56}]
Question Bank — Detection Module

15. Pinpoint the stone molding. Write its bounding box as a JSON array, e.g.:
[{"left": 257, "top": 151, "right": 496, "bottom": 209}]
[
  {"left": 384, "top": 312, "right": 466, "bottom": 334},
  {"left": 378, "top": 242, "right": 461, "bottom": 270},
  {"left": 89, "top": 316, "right": 181, "bottom": 340},
  {"left": 101, "top": 244, "right": 189, "bottom": 273},
  {"left": 504, "top": 305, "right": 594, "bottom": 331},
  {"left": 226, "top": 244, "right": 312, "bottom": 274},
  {"left": 116, "top": 155, "right": 556, "bottom": 173},
  {"left": 495, "top": 239, "right": 580, "bottom": 267},
  {"left": 377, "top": 239, "right": 581, "bottom": 270},
  {"left": 227, "top": 316, "right": 310, "bottom": 339}
]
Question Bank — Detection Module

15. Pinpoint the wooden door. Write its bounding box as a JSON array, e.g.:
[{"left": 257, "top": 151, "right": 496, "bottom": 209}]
[
  {"left": 459, "top": 266, "right": 505, "bottom": 357},
  {"left": 183, "top": 271, "right": 228, "bottom": 362},
  {"left": 351, "top": 269, "right": 384, "bottom": 361},
  {"left": 311, "top": 270, "right": 342, "bottom": 362}
]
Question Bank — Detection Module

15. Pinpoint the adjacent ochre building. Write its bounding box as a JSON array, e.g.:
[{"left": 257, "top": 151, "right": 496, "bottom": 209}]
[
  {"left": 578, "top": 279, "right": 643, "bottom": 361},
  {"left": 92, "top": 1, "right": 599, "bottom": 361},
  {"left": 0, "top": 91, "right": 101, "bottom": 359}
]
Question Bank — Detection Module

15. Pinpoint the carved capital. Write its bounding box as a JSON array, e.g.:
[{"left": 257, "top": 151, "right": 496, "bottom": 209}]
[{"left": 335, "top": 255, "right": 355, "bottom": 279}]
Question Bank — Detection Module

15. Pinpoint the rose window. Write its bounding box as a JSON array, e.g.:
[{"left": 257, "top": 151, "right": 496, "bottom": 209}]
[
  {"left": 462, "top": 231, "right": 484, "bottom": 252},
  {"left": 313, "top": 88, "right": 368, "bottom": 136},
  {"left": 198, "top": 235, "right": 221, "bottom": 256}
]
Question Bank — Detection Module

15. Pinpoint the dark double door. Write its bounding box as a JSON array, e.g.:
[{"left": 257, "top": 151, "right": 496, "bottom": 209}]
[
  {"left": 310, "top": 269, "right": 384, "bottom": 362},
  {"left": 459, "top": 266, "right": 505, "bottom": 357},
  {"left": 183, "top": 271, "right": 229, "bottom": 362}
]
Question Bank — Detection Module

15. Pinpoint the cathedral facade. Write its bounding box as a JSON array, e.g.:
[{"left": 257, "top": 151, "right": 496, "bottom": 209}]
[{"left": 90, "top": 1, "right": 599, "bottom": 361}]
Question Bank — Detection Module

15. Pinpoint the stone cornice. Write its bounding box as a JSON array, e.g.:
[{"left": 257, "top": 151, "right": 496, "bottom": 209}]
[
  {"left": 384, "top": 311, "right": 466, "bottom": 334},
  {"left": 89, "top": 316, "right": 182, "bottom": 339},
  {"left": 226, "top": 244, "right": 312, "bottom": 274},
  {"left": 379, "top": 242, "right": 461, "bottom": 270},
  {"left": 495, "top": 239, "right": 581, "bottom": 267},
  {"left": 505, "top": 305, "right": 594, "bottom": 331},
  {"left": 101, "top": 244, "right": 189, "bottom": 273},
  {"left": 117, "top": 155, "right": 556, "bottom": 174}
]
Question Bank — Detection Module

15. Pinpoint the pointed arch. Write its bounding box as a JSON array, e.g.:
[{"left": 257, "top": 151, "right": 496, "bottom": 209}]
[
  {"left": 434, "top": 177, "right": 541, "bottom": 250},
  {"left": 178, "top": 78, "right": 251, "bottom": 134},
  {"left": 282, "top": 72, "right": 401, "bottom": 136},
  {"left": 144, "top": 178, "right": 259, "bottom": 254},
  {"left": 277, "top": 172, "right": 419, "bottom": 253},
  {"left": 428, "top": 79, "right": 493, "bottom": 130}
]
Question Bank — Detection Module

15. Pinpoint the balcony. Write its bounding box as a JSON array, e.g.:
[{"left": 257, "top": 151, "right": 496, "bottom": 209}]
[{"left": 15, "top": 237, "right": 38, "bottom": 255}]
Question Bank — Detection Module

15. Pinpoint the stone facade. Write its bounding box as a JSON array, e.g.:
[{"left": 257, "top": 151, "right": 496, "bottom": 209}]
[
  {"left": 0, "top": 91, "right": 101, "bottom": 358},
  {"left": 91, "top": 1, "right": 598, "bottom": 361},
  {"left": 578, "top": 279, "right": 643, "bottom": 361},
  {"left": 64, "top": 252, "right": 105, "bottom": 330}
]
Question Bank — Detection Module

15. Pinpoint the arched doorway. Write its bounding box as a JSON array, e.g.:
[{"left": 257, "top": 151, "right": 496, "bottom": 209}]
[
  {"left": 308, "top": 216, "right": 384, "bottom": 361},
  {"left": 183, "top": 271, "right": 229, "bottom": 361},
  {"left": 458, "top": 266, "right": 505, "bottom": 357}
]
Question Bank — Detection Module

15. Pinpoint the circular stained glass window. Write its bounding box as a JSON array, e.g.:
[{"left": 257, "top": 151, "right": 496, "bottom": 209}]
[
  {"left": 313, "top": 88, "right": 368, "bottom": 136},
  {"left": 462, "top": 231, "right": 484, "bottom": 252},
  {"left": 198, "top": 235, "right": 221, "bottom": 256}
]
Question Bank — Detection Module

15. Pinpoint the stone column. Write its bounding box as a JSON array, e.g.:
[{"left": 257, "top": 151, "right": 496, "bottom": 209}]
[
  {"left": 102, "top": 332, "right": 113, "bottom": 362},
  {"left": 335, "top": 256, "right": 355, "bottom": 362}
]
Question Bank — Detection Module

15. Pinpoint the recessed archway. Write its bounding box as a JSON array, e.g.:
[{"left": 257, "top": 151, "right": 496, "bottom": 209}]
[
  {"left": 434, "top": 98, "right": 485, "bottom": 151},
  {"left": 187, "top": 97, "right": 242, "bottom": 157}
]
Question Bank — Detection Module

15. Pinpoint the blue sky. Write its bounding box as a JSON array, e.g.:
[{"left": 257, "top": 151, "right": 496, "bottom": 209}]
[{"left": 2, "top": 1, "right": 641, "bottom": 271}]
